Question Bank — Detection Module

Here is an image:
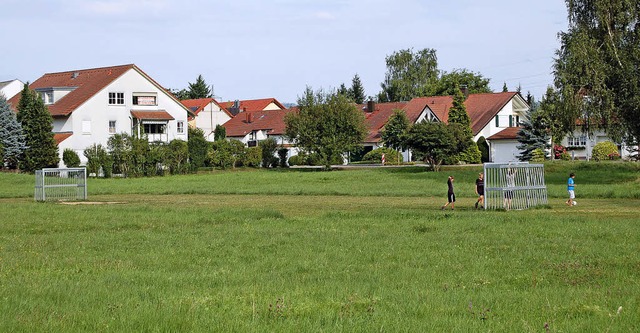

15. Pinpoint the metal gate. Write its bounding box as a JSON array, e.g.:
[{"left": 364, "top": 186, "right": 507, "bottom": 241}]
[
  {"left": 35, "top": 168, "right": 87, "bottom": 202},
  {"left": 483, "top": 162, "right": 547, "bottom": 210}
]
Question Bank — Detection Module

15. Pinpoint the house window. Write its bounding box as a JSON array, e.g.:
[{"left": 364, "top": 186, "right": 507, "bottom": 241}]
[
  {"left": 516, "top": 116, "right": 520, "bottom": 126},
  {"left": 109, "top": 120, "right": 116, "bottom": 134},
  {"left": 143, "top": 123, "right": 166, "bottom": 134},
  {"left": 109, "top": 92, "right": 124, "bottom": 105},
  {"left": 567, "top": 135, "right": 587, "bottom": 147},
  {"left": 177, "top": 121, "right": 184, "bottom": 134},
  {"left": 132, "top": 93, "right": 157, "bottom": 106},
  {"left": 82, "top": 120, "right": 92, "bottom": 134}
]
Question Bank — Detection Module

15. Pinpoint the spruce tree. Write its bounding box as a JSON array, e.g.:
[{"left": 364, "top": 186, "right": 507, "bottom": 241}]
[
  {"left": 16, "top": 84, "right": 59, "bottom": 172},
  {"left": 187, "top": 75, "right": 212, "bottom": 99},
  {"left": 447, "top": 88, "right": 481, "bottom": 164},
  {"left": 349, "top": 74, "right": 366, "bottom": 104},
  {"left": 0, "top": 94, "right": 27, "bottom": 169},
  {"left": 502, "top": 82, "right": 508, "bottom": 92},
  {"left": 517, "top": 99, "right": 551, "bottom": 161}
]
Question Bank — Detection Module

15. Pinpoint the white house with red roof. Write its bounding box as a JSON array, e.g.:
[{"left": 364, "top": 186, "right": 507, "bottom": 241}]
[
  {"left": 181, "top": 98, "right": 232, "bottom": 141},
  {"left": 362, "top": 92, "right": 529, "bottom": 163},
  {"left": 218, "top": 98, "right": 285, "bottom": 115},
  {"left": 8, "top": 64, "right": 191, "bottom": 167}
]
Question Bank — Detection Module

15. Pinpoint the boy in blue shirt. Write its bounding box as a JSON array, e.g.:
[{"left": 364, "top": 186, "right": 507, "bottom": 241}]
[{"left": 566, "top": 173, "right": 576, "bottom": 206}]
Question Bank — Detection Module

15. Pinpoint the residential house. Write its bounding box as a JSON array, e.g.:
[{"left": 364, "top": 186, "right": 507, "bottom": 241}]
[
  {"left": 8, "top": 64, "right": 191, "bottom": 167},
  {"left": 181, "top": 98, "right": 232, "bottom": 141},
  {"left": 218, "top": 98, "right": 285, "bottom": 115},
  {"left": 0, "top": 79, "right": 24, "bottom": 99},
  {"left": 223, "top": 109, "right": 298, "bottom": 159},
  {"left": 560, "top": 128, "right": 635, "bottom": 160},
  {"left": 363, "top": 92, "right": 529, "bottom": 163}
]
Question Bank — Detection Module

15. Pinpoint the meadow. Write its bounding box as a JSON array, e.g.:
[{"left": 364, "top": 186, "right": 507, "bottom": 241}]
[{"left": 0, "top": 162, "right": 639, "bottom": 332}]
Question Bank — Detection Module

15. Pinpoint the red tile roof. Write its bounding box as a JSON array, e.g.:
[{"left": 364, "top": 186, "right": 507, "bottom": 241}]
[
  {"left": 223, "top": 109, "right": 291, "bottom": 137},
  {"left": 465, "top": 92, "right": 520, "bottom": 135},
  {"left": 7, "top": 64, "right": 192, "bottom": 117},
  {"left": 487, "top": 126, "right": 522, "bottom": 140},
  {"left": 181, "top": 98, "right": 231, "bottom": 119},
  {"left": 218, "top": 98, "right": 285, "bottom": 112},
  {"left": 356, "top": 102, "right": 407, "bottom": 143},
  {"left": 131, "top": 110, "right": 175, "bottom": 120},
  {"left": 54, "top": 132, "right": 73, "bottom": 144}
]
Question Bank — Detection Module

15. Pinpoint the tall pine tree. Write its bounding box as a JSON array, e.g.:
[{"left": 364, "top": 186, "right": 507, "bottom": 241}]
[
  {"left": 447, "top": 87, "right": 481, "bottom": 164},
  {"left": 187, "top": 75, "right": 212, "bottom": 99},
  {"left": 16, "top": 84, "right": 59, "bottom": 172},
  {"left": 349, "top": 74, "right": 366, "bottom": 104},
  {"left": 0, "top": 94, "right": 26, "bottom": 169}
]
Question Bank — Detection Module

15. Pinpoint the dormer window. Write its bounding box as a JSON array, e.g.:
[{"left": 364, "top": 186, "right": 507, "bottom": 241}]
[
  {"left": 39, "top": 91, "right": 54, "bottom": 104},
  {"left": 109, "top": 92, "right": 125, "bottom": 105}
]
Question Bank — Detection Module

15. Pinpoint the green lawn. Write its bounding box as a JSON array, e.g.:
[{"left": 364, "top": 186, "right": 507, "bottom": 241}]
[{"left": 0, "top": 162, "right": 639, "bottom": 332}]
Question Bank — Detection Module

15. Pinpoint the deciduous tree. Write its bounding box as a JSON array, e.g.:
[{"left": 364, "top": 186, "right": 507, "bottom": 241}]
[
  {"left": 433, "top": 69, "right": 492, "bottom": 96},
  {"left": 554, "top": 0, "right": 640, "bottom": 153},
  {"left": 285, "top": 87, "right": 367, "bottom": 169},
  {"left": 378, "top": 48, "right": 439, "bottom": 102},
  {"left": 406, "top": 122, "right": 456, "bottom": 171}
]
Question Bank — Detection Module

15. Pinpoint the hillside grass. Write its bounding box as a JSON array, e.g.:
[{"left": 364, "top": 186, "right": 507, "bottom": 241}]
[{"left": 0, "top": 161, "right": 639, "bottom": 332}]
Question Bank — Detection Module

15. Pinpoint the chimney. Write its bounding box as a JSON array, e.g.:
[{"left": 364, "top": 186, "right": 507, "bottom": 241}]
[
  {"left": 367, "top": 100, "right": 375, "bottom": 113},
  {"left": 246, "top": 112, "right": 253, "bottom": 123},
  {"left": 243, "top": 107, "right": 247, "bottom": 112}
]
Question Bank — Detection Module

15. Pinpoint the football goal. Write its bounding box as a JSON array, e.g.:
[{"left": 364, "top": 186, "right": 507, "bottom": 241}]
[
  {"left": 35, "top": 168, "right": 87, "bottom": 202},
  {"left": 483, "top": 162, "right": 548, "bottom": 210}
]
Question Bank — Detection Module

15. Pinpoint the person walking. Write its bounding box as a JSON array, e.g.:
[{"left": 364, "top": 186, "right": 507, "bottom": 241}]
[
  {"left": 441, "top": 176, "right": 455, "bottom": 210},
  {"left": 503, "top": 168, "right": 516, "bottom": 210},
  {"left": 566, "top": 173, "right": 576, "bottom": 206},
  {"left": 475, "top": 172, "right": 484, "bottom": 209}
]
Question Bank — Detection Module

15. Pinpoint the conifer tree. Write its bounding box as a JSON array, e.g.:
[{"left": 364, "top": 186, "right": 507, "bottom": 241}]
[
  {"left": 517, "top": 98, "right": 550, "bottom": 161},
  {"left": 16, "top": 84, "right": 59, "bottom": 172},
  {"left": 187, "top": 75, "right": 212, "bottom": 99},
  {"left": 349, "top": 74, "right": 366, "bottom": 104},
  {"left": 502, "top": 82, "right": 508, "bottom": 92},
  {"left": 447, "top": 87, "right": 481, "bottom": 164},
  {"left": 0, "top": 94, "right": 27, "bottom": 169}
]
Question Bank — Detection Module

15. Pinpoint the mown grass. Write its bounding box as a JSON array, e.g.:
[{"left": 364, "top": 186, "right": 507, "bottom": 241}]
[{"left": 0, "top": 162, "right": 639, "bottom": 332}]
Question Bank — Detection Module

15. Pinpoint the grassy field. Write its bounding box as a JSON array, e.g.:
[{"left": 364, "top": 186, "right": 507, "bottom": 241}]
[{"left": 0, "top": 162, "right": 639, "bottom": 332}]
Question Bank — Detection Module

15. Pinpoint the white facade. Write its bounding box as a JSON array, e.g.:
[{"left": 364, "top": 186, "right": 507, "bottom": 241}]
[
  {"left": 190, "top": 102, "right": 232, "bottom": 141},
  {"left": 561, "top": 129, "right": 635, "bottom": 160},
  {"left": 0, "top": 79, "right": 24, "bottom": 100},
  {"left": 50, "top": 68, "right": 189, "bottom": 166},
  {"left": 474, "top": 97, "right": 528, "bottom": 142},
  {"left": 489, "top": 139, "right": 521, "bottom": 163}
]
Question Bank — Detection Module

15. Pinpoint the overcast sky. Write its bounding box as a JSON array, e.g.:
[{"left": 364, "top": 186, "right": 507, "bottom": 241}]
[{"left": 1, "top": 0, "right": 568, "bottom": 104}]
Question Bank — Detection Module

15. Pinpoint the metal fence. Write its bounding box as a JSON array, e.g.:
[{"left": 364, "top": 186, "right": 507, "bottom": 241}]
[
  {"left": 483, "top": 162, "right": 547, "bottom": 210},
  {"left": 35, "top": 168, "right": 87, "bottom": 202}
]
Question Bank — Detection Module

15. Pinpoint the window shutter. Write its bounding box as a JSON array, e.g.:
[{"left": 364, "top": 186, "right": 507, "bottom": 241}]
[
  {"left": 509, "top": 115, "right": 513, "bottom": 127},
  {"left": 495, "top": 116, "right": 499, "bottom": 127}
]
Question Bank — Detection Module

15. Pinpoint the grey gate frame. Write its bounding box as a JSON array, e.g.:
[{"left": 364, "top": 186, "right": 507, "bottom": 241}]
[
  {"left": 483, "top": 162, "right": 548, "bottom": 210},
  {"left": 35, "top": 168, "right": 87, "bottom": 202}
]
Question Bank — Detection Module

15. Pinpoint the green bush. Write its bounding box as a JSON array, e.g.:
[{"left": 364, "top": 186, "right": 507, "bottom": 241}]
[
  {"left": 62, "top": 148, "right": 81, "bottom": 168},
  {"left": 83, "top": 144, "right": 112, "bottom": 177},
  {"left": 188, "top": 127, "right": 209, "bottom": 172},
  {"left": 560, "top": 152, "right": 571, "bottom": 160},
  {"left": 363, "top": 147, "right": 402, "bottom": 165},
  {"left": 260, "top": 138, "right": 279, "bottom": 168},
  {"left": 592, "top": 141, "right": 619, "bottom": 161},
  {"left": 245, "top": 147, "right": 262, "bottom": 168},
  {"left": 457, "top": 143, "right": 482, "bottom": 164},
  {"left": 278, "top": 148, "right": 289, "bottom": 168},
  {"left": 288, "top": 154, "right": 305, "bottom": 166},
  {"left": 167, "top": 139, "right": 189, "bottom": 174},
  {"left": 477, "top": 136, "right": 490, "bottom": 163}
]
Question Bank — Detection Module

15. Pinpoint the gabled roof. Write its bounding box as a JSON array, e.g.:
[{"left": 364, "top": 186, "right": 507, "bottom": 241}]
[
  {"left": 223, "top": 109, "right": 291, "bottom": 137},
  {"left": 487, "top": 126, "right": 522, "bottom": 140},
  {"left": 8, "top": 64, "right": 192, "bottom": 117},
  {"left": 405, "top": 96, "right": 454, "bottom": 123},
  {"left": 181, "top": 98, "right": 232, "bottom": 119},
  {"left": 357, "top": 102, "right": 407, "bottom": 143},
  {"left": 465, "top": 92, "right": 522, "bottom": 135},
  {"left": 218, "top": 98, "right": 286, "bottom": 113}
]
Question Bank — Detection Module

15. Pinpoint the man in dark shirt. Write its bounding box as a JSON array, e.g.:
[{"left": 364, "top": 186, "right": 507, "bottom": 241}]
[
  {"left": 441, "top": 176, "right": 455, "bottom": 210},
  {"left": 475, "top": 172, "right": 484, "bottom": 209}
]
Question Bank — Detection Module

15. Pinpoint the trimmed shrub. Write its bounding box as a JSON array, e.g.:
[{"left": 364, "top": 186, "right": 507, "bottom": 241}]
[
  {"left": 530, "top": 148, "right": 546, "bottom": 162},
  {"left": 592, "top": 141, "right": 619, "bottom": 161},
  {"left": 259, "top": 138, "right": 279, "bottom": 168},
  {"left": 278, "top": 148, "right": 289, "bottom": 168},
  {"left": 62, "top": 148, "right": 81, "bottom": 167},
  {"left": 288, "top": 154, "right": 305, "bottom": 166},
  {"left": 363, "top": 148, "right": 402, "bottom": 165},
  {"left": 245, "top": 147, "right": 262, "bottom": 168},
  {"left": 457, "top": 143, "right": 482, "bottom": 164},
  {"left": 477, "top": 136, "right": 490, "bottom": 163}
]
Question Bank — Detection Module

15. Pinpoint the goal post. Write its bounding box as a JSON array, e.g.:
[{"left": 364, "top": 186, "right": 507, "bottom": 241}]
[
  {"left": 483, "top": 162, "right": 548, "bottom": 210},
  {"left": 35, "top": 168, "right": 87, "bottom": 202}
]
